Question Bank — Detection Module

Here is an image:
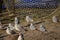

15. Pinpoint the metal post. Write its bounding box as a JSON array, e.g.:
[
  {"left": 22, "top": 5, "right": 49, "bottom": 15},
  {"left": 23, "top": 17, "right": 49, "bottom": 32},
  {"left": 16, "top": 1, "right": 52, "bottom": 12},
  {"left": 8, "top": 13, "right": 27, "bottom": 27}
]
[{"left": 0, "top": 0, "right": 2, "bottom": 13}]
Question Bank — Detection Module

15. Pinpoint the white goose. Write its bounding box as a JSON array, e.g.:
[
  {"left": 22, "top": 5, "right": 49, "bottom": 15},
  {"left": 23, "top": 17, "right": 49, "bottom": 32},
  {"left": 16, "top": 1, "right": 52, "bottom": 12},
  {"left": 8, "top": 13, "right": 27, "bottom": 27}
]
[
  {"left": 15, "top": 24, "right": 21, "bottom": 31},
  {"left": 26, "top": 16, "right": 33, "bottom": 23},
  {"left": 17, "top": 33, "right": 23, "bottom": 40},
  {"left": 14, "top": 17, "right": 21, "bottom": 31},
  {"left": 39, "top": 24, "right": 47, "bottom": 32},
  {"left": 30, "top": 23, "right": 35, "bottom": 30},
  {"left": 52, "top": 16, "right": 58, "bottom": 23},
  {"left": 6, "top": 27, "right": 12, "bottom": 35},
  {"left": 15, "top": 17, "right": 19, "bottom": 24},
  {"left": 8, "top": 23, "right": 14, "bottom": 30}
]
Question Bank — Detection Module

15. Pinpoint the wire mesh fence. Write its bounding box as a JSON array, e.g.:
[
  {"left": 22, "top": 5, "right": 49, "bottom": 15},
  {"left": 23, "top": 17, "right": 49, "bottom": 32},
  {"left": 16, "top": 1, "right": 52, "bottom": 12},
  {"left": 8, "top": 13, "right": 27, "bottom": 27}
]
[
  {"left": 4, "top": 0, "right": 58, "bottom": 10},
  {"left": 1, "top": 0, "right": 58, "bottom": 25}
]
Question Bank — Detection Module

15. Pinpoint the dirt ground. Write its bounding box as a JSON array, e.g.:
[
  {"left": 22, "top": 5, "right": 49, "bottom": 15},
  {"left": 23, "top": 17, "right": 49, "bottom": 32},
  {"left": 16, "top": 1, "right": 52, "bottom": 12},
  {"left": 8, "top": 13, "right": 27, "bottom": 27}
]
[
  {"left": 1, "top": 7, "right": 60, "bottom": 40},
  {"left": 0, "top": 18, "right": 60, "bottom": 40}
]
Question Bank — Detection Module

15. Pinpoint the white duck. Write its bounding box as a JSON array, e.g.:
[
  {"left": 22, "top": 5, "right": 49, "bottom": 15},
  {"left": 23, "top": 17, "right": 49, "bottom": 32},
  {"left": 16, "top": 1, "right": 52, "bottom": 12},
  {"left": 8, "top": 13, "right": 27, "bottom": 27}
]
[
  {"left": 8, "top": 23, "right": 14, "bottom": 30},
  {"left": 6, "top": 27, "right": 13, "bottom": 35},
  {"left": 52, "top": 16, "right": 58, "bottom": 23},
  {"left": 17, "top": 33, "right": 23, "bottom": 40},
  {"left": 14, "top": 17, "right": 21, "bottom": 31},
  {"left": 15, "top": 24, "right": 21, "bottom": 31},
  {"left": 39, "top": 24, "right": 47, "bottom": 32},
  {"left": 15, "top": 17, "right": 19, "bottom": 24},
  {"left": 26, "top": 16, "right": 33, "bottom": 23},
  {"left": 30, "top": 23, "right": 35, "bottom": 30}
]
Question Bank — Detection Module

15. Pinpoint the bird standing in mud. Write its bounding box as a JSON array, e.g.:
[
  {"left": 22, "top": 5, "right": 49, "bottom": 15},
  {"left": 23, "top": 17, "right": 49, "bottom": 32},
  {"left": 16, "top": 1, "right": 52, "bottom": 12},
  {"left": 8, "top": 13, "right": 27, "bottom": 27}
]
[
  {"left": 6, "top": 27, "right": 13, "bottom": 35},
  {"left": 8, "top": 23, "right": 14, "bottom": 30},
  {"left": 14, "top": 17, "right": 21, "bottom": 31},
  {"left": 39, "top": 24, "right": 47, "bottom": 32},
  {"left": 52, "top": 16, "right": 58, "bottom": 23},
  {"left": 26, "top": 16, "right": 33, "bottom": 23},
  {"left": 17, "top": 33, "right": 24, "bottom": 40},
  {"left": 30, "top": 23, "right": 35, "bottom": 30}
]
